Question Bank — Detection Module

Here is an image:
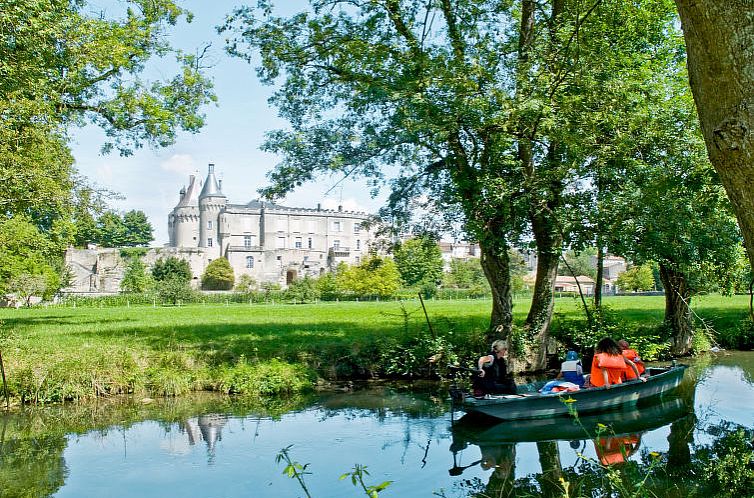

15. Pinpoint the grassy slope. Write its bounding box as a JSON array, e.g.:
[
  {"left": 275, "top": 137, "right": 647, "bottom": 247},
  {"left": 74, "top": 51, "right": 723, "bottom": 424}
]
[{"left": 0, "top": 295, "right": 749, "bottom": 403}]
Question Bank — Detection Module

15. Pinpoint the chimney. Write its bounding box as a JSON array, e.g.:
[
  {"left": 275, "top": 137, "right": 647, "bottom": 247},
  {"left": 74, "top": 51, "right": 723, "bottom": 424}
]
[
  {"left": 179, "top": 187, "right": 186, "bottom": 200},
  {"left": 338, "top": 205, "right": 343, "bottom": 212},
  {"left": 317, "top": 203, "right": 321, "bottom": 211}
]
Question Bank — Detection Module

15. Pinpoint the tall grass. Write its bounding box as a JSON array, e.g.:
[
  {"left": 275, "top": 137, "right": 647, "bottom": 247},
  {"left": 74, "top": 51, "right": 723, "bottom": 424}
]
[{"left": 0, "top": 295, "right": 750, "bottom": 404}]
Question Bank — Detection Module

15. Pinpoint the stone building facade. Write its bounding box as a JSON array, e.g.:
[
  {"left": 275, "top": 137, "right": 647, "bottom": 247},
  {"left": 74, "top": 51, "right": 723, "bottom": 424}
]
[{"left": 64, "top": 164, "right": 376, "bottom": 293}]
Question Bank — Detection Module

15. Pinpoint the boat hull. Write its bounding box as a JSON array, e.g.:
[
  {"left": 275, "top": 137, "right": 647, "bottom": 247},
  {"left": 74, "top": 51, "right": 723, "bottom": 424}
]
[{"left": 453, "top": 365, "right": 688, "bottom": 421}]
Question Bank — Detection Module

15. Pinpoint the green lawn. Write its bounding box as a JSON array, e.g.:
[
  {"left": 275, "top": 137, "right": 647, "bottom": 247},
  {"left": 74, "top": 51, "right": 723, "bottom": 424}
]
[{"left": 0, "top": 294, "right": 750, "bottom": 404}]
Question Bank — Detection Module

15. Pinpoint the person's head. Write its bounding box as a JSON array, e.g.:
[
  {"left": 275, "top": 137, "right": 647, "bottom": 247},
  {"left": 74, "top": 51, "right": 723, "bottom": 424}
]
[
  {"left": 565, "top": 350, "right": 579, "bottom": 361},
  {"left": 491, "top": 339, "right": 508, "bottom": 357},
  {"left": 617, "top": 339, "right": 630, "bottom": 350},
  {"left": 596, "top": 337, "right": 622, "bottom": 356}
]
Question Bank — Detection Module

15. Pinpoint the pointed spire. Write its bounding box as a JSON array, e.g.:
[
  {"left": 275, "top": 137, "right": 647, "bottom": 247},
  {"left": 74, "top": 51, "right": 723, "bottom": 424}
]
[
  {"left": 199, "top": 163, "right": 225, "bottom": 198},
  {"left": 176, "top": 174, "right": 201, "bottom": 207}
]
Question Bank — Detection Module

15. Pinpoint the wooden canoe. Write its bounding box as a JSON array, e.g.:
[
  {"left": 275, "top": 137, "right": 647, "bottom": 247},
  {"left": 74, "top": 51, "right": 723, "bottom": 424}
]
[{"left": 450, "top": 364, "right": 688, "bottom": 421}]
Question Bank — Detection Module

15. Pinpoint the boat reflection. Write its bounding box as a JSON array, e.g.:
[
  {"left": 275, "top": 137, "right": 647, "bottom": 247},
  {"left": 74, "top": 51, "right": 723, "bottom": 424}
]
[{"left": 449, "top": 396, "right": 692, "bottom": 495}]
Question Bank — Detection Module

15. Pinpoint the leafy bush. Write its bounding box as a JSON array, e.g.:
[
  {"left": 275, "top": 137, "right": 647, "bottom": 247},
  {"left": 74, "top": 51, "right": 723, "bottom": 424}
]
[
  {"left": 120, "top": 257, "right": 152, "bottom": 293},
  {"left": 201, "top": 257, "right": 235, "bottom": 290},
  {"left": 155, "top": 277, "right": 196, "bottom": 305},
  {"left": 219, "top": 358, "right": 315, "bottom": 396},
  {"left": 151, "top": 256, "right": 192, "bottom": 282},
  {"left": 286, "top": 276, "right": 320, "bottom": 303}
]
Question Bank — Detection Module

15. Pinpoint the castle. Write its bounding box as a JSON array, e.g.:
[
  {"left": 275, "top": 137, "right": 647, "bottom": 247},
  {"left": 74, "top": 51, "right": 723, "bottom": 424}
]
[
  {"left": 167, "top": 164, "right": 375, "bottom": 284},
  {"left": 64, "top": 164, "right": 375, "bottom": 293}
]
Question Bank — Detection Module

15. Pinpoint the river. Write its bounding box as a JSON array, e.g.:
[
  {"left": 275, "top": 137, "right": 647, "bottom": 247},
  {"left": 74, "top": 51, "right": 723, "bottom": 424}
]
[{"left": 1, "top": 352, "right": 753, "bottom": 497}]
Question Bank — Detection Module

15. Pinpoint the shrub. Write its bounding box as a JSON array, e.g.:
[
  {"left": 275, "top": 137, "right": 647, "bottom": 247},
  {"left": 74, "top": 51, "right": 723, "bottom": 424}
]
[
  {"left": 201, "top": 257, "right": 235, "bottom": 290},
  {"left": 286, "top": 276, "right": 320, "bottom": 303},
  {"left": 151, "top": 256, "right": 192, "bottom": 282},
  {"left": 155, "top": 277, "right": 196, "bottom": 305},
  {"left": 219, "top": 358, "right": 314, "bottom": 396}
]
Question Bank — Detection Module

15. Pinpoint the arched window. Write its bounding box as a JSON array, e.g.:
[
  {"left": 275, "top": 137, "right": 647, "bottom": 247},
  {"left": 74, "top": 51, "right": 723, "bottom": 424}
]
[{"left": 246, "top": 256, "right": 254, "bottom": 269}]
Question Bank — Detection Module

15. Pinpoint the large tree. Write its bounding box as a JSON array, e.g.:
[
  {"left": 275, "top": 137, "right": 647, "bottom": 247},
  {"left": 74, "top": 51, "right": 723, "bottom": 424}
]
[
  {"left": 223, "top": 0, "right": 684, "bottom": 370},
  {"left": 673, "top": 1, "right": 754, "bottom": 273},
  {"left": 0, "top": 0, "right": 214, "bottom": 295}
]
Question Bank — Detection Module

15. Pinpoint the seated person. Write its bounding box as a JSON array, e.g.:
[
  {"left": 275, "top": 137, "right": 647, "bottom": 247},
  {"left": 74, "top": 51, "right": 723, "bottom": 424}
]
[
  {"left": 472, "top": 339, "right": 517, "bottom": 397},
  {"left": 618, "top": 339, "right": 646, "bottom": 380},
  {"left": 590, "top": 337, "right": 643, "bottom": 388},
  {"left": 556, "top": 350, "right": 585, "bottom": 387}
]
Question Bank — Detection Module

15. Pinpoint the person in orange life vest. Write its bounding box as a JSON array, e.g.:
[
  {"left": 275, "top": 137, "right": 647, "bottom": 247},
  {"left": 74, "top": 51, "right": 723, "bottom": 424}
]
[
  {"left": 594, "top": 434, "right": 642, "bottom": 466},
  {"left": 590, "top": 337, "right": 643, "bottom": 388},
  {"left": 618, "top": 339, "right": 646, "bottom": 380}
]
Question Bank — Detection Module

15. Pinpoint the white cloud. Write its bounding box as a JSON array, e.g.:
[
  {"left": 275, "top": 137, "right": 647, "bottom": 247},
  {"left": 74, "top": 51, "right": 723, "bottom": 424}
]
[{"left": 160, "top": 154, "right": 197, "bottom": 176}]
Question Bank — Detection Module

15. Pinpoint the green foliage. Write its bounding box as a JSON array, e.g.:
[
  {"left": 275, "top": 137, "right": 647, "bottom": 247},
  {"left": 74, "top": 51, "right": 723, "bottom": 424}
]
[
  {"left": 443, "top": 259, "right": 487, "bottom": 289},
  {"left": 338, "top": 255, "right": 401, "bottom": 299},
  {"left": 0, "top": 216, "right": 63, "bottom": 299},
  {"left": 201, "top": 257, "right": 235, "bottom": 290},
  {"left": 154, "top": 277, "right": 195, "bottom": 305},
  {"left": 393, "top": 236, "right": 443, "bottom": 288},
  {"left": 286, "top": 276, "right": 320, "bottom": 303},
  {"left": 617, "top": 264, "right": 656, "bottom": 293},
  {"left": 219, "top": 359, "right": 314, "bottom": 397},
  {"left": 559, "top": 249, "right": 598, "bottom": 280},
  {"left": 93, "top": 210, "right": 154, "bottom": 248},
  {"left": 234, "top": 274, "right": 258, "bottom": 293},
  {"left": 6, "top": 274, "right": 50, "bottom": 306},
  {"left": 696, "top": 424, "right": 754, "bottom": 497},
  {"left": 340, "top": 464, "right": 393, "bottom": 498},
  {"left": 316, "top": 272, "right": 342, "bottom": 301},
  {"left": 151, "top": 256, "right": 192, "bottom": 282},
  {"left": 120, "top": 258, "right": 153, "bottom": 294}
]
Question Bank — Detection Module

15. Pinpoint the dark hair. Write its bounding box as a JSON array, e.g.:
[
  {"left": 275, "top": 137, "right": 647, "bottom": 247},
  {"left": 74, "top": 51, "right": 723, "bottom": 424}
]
[{"left": 596, "top": 337, "right": 621, "bottom": 356}]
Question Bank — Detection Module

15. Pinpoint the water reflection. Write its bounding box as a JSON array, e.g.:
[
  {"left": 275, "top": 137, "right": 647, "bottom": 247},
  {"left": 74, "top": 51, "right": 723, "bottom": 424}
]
[
  {"left": 0, "top": 354, "right": 751, "bottom": 497},
  {"left": 180, "top": 414, "right": 229, "bottom": 463},
  {"left": 449, "top": 395, "right": 693, "bottom": 496}
]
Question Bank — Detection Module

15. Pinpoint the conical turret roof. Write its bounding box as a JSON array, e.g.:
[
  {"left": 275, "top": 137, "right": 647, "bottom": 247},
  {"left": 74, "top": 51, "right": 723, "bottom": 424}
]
[
  {"left": 176, "top": 173, "right": 202, "bottom": 208},
  {"left": 199, "top": 163, "right": 225, "bottom": 198}
]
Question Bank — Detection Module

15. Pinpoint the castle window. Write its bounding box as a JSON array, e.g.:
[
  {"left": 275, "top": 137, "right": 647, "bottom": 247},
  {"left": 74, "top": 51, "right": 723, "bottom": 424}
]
[
  {"left": 295, "top": 237, "right": 302, "bottom": 249},
  {"left": 333, "top": 239, "right": 340, "bottom": 250},
  {"left": 308, "top": 237, "right": 313, "bottom": 249},
  {"left": 276, "top": 236, "right": 286, "bottom": 249},
  {"left": 207, "top": 238, "right": 213, "bottom": 247},
  {"left": 246, "top": 256, "right": 254, "bottom": 269},
  {"left": 356, "top": 239, "right": 361, "bottom": 250},
  {"left": 207, "top": 220, "right": 212, "bottom": 230},
  {"left": 333, "top": 221, "right": 341, "bottom": 232},
  {"left": 244, "top": 235, "right": 252, "bottom": 248},
  {"left": 354, "top": 223, "right": 361, "bottom": 234}
]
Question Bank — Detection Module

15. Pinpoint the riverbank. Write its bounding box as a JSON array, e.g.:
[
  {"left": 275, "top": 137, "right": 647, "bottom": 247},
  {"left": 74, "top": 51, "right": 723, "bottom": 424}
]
[{"left": 0, "top": 295, "right": 750, "bottom": 405}]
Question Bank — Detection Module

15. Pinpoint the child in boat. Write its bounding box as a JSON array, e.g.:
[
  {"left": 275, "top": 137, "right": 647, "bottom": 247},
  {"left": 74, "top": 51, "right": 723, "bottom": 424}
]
[
  {"left": 618, "top": 339, "right": 646, "bottom": 380},
  {"left": 472, "top": 339, "right": 517, "bottom": 397},
  {"left": 589, "top": 337, "right": 643, "bottom": 388},
  {"left": 557, "top": 350, "right": 585, "bottom": 387}
]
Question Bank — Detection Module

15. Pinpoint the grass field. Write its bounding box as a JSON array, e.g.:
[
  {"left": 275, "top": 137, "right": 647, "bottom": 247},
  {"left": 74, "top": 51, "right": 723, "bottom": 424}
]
[{"left": 0, "top": 294, "right": 750, "bottom": 404}]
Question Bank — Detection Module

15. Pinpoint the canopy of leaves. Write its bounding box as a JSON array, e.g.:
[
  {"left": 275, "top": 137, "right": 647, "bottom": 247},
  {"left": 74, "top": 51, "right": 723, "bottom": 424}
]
[
  {"left": 393, "top": 236, "right": 443, "bottom": 287},
  {"left": 120, "top": 258, "right": 152, "bottom": 293},
  {"left": 151, "top": 256, "right": 192, "bottom": 283},
  {"left": 616, "top": 264, "right": 656, "bottom": 292},
  {"left": 201, "top": 257, "right": 235, "bottom": 290},
  {"left": 337, "top": 255, "right": 400, "bottom": 299},
  {"left": 0, "top": 216, "right": 62, "bottom": 297},
  {"left": 91, "top": 210, "right": 154, "bottom": 248}
]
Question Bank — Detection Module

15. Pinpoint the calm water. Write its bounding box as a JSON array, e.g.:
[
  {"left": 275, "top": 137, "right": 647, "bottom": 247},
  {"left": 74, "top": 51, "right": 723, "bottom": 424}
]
[{"left": 1, "top": 352, "right": 753, "bottom": 498}]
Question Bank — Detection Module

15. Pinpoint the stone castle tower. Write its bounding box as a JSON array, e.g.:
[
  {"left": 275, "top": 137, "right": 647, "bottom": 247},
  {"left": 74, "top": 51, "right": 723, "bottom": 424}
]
[{"left": 168, "top": 163, "right": 227, "bottom": 257}]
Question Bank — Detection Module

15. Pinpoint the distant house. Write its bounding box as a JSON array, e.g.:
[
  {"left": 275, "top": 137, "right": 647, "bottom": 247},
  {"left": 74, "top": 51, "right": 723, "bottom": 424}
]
[
  {"left": 554, "top": 275, "right": 596, "bottom": 295},
  {"left": 438, "top": 241, "right": 479, "bottom": 270}
]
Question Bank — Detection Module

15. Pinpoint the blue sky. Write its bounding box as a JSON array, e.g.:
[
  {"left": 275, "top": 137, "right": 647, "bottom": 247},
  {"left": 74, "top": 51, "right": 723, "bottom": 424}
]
[{"left": 71, "top": 1, "right": 385, "bottom": 245}]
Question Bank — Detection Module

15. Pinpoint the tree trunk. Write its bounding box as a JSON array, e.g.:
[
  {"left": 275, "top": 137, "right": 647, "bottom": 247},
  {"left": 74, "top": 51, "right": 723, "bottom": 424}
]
[
  {"left": 479, "top": 242, "right": 513, "bottom": 344},
  {"left": 594, "top": 243, "right": 604, "bottom": 309},
  {"left": 521, "top": 212, "right": 561, "bottom": 371},
  {"left": 658, "top": 263, "right": 694, "bottom": 355},
  {"left": 674, "top": 1, "right": 754, "bottom": 271},
  {"left": 536, "top": 441, "right": 564, "bottom": 498}
]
